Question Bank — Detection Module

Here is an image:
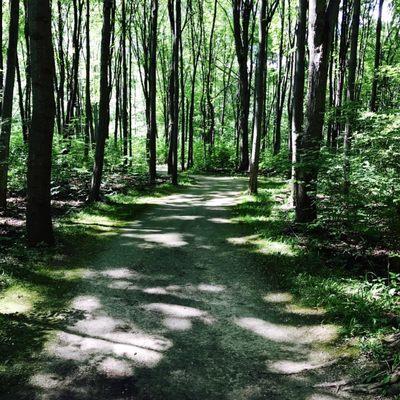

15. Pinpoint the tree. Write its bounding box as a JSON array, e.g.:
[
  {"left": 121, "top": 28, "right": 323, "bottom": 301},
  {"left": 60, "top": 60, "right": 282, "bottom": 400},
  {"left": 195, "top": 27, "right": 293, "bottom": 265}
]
[
  {"left": 273, "top": 0, "right": 285, "bottom": 155},
  {"left": 168, "top": 0, "right": 181, "bottom": 185},
  {"left": 291, "top": 0, "right": 307, "bottom": 204},
  {"left": 249, "top": 0, "right": 278, "bottom": 194},
  {"left": 26, "top": 0, "right": 56, "bottom": 246},
  {"left": 295, "top": 0, "right": 340, "bottom": 223},
  {"left": 343, "top": 0, "right": 361, "bottom": 194},
  {"left": 232, "top": 0, "right": 253, "bottom": 171},
  {"left": 88, "top": 0, "right": 113, "bottom": 202},
  {"left": 148, "top": 0, "right": 159, "bottom": 183},
  {"left": 370, "top": 0, "right": 384, "bottom": 112},
  {"left": 84, "top": 0, "right": 94, "bottom": 159},
  {"left": 0, "top": 0, "right": 20, "bottom": 209}
]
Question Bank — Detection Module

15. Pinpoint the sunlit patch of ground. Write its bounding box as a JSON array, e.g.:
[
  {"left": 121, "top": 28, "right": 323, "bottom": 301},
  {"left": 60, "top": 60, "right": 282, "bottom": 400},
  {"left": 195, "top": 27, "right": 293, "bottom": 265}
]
[
  {"left": 2, "top": 176, "right": 379, "bottom": 399},
  {"left": 0, "top": 286, "right": 40, "bottom": 315}
]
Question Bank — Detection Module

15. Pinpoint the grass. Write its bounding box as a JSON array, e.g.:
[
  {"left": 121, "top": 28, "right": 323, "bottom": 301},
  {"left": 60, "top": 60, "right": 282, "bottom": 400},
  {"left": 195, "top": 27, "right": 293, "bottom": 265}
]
[
  {"left": 233, "top": 178, "right": 400, "bottom": 366},
  {"left": 0, "top": 177, "right": 186, "bottom": 393}
]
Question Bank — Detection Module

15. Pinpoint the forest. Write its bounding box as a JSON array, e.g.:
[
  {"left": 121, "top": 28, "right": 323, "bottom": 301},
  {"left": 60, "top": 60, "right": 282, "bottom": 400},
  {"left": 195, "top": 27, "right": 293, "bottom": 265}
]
[{"left": 0, "top": 0, "right": 399, "bottom": 398}]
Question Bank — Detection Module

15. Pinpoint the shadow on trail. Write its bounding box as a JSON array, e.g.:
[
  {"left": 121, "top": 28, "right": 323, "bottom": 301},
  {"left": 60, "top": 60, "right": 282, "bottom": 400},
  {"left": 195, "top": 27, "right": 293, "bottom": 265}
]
[{"left": 9, "top": 176, "right": 358, "bottom": 400}]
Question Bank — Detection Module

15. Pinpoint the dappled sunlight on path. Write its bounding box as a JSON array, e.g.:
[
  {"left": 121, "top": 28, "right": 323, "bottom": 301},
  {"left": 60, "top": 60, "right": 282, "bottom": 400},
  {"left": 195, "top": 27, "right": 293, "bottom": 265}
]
[{"left": 24, "top": 176, "right": 367, "bottom": 400}]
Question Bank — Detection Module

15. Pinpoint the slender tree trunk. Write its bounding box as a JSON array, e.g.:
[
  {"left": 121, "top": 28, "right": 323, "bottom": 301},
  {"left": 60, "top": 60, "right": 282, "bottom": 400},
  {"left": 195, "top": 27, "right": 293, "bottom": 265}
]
[
  {"left": 88, "top": 0, "right": 113, "bottom": 202},
  {"left": 64, "top": 0, "right": 83, "bottom": 135},
  {"left": 273, "top": 0, "right": 285, "bottom": 155},
  {"left": 291, "top": 0, "right": 307, "bottom": 205},
  {"left": 179, "top": 31, "right": 185, "bottom": 171},
  {"left": 84, "top": 0, "right": 93, "bottom": 159},
  {"left": 370, "top": 0, "right": 383, "bottom": 112},
  {"left": 331, "top": 0, "right": 348, "bottom": 148},
  {"left": 232, "top": 0, "right": 253, "bottom": 172},
  {"left": 16, "top": 56, "right": 28, "bottom": 143},
  {"left": 121, "top": 0, "right": 129, "bottom": 169},
  {"left": 295, "top": 0, "right": 340, "bottom": 223},
  {"left": 26, "top": 0, "right": 56, "bottom": 246},
  {"left": 343, "top": 0, "right": 361, "bottom": 194},
  {"left": 204, "top": 0, "right": 218, "bottom": 164},
  {"left": 249, "top": 0, "right": 268, "bottom": 194},
  {"left": 56, "top": 0, "right": 65, "bottom": 136},
  {"left": 168, "top": 0, "right": 181, "bottom": 185},
  {"left": 148, "top": 0, "right": 158, "bottom": 182},
  {"left": 187, "top": 0, "right": 201, "bottom": 169},
  {"left": 0, "top": 0, "right": 20, "bottom": 209}
]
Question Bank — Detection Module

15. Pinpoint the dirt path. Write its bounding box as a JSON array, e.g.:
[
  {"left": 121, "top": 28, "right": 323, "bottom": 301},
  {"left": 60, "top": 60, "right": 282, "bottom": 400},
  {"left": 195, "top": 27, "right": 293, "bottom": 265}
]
[{"left": 23, "top": 176, "right": 370, "bottom": 400}]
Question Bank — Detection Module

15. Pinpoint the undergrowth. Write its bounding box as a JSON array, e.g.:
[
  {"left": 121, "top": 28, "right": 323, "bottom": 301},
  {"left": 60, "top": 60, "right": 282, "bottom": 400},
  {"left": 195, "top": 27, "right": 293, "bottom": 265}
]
[{"left": 233, "top": 178, "right": 400, "bottom": 368}]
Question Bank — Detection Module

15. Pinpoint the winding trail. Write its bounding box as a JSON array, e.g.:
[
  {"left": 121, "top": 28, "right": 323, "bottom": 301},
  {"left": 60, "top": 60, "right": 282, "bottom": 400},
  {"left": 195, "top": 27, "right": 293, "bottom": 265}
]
[{"left": 26, "top": 176, "right": 368, "bottom": 400}]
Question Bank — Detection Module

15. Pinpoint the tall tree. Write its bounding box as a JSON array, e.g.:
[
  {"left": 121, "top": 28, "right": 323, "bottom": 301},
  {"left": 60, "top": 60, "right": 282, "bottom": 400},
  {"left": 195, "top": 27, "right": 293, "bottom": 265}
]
[
  {"left": 187, "top": 0, "right": 202, "bottom": 169},
  {"left": 26, "top": 0, "right": 56, "bottom": 245},
  {"left": 330, "top": 0, "right": 349, "bottom": 148},
  {"left": 232, "top": 0, "right": 253, "bottom": 171},
  {"left": 249, "top": 0, "right": 278, "bottom": 194},
  {"left": 84, "top": 0, "right": 94, "bottom": 158},
  {"left": 273, "top": 0, "right": 285, "bottom": 155},
  {"left": 370, "top": 0, "right": 384, "bottom": 111},
  {"left": 88, "top": 0, "right": 113, "bottom": 202},
  {"left": 295, "top": 0, "right": 340, "bottom": 223},
  {"left": 148, "top": 0, "right": 159, "bottom": 183},
  {"left": 291, "top": 0, "right": 307, "bottom": 205},
  {"left": 168, "top": 0, "right": 181, "bottom": 185},
  {"left": 121, "top": 0, "right": 129, "bottom": 168},
  {"left": 0, "top": 0, "right": 20, "bottom": 209},
  {"left": 248, "top": 0, "right": 268, "bottom": 194},
  {"left": 343, "top": 0, "right": 361, "bottom": 194}
]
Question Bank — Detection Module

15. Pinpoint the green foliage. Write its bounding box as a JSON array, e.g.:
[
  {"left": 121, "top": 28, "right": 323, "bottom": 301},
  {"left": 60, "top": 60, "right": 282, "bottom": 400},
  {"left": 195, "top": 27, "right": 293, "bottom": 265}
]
[
  {"left": 233, "top": 178, "right": 400, "bottom": 363},
  {"left": 314, "top": 110, "right": 400, "bottom": 250}
]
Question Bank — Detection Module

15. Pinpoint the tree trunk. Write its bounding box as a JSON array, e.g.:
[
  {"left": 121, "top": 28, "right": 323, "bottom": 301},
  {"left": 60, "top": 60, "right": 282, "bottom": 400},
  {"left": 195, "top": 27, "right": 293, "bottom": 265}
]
[
  {"left": 121, "top": 0, "right": 129, "bottom": 169},
  {"left": 88, "top": 0, "right": 113, "bottom": 202},
  {"left": 343, "top": 0, "right": 361, "bottom": 195},
  {"left": 331, "top": 0, "right": 348, "bottom": 148},
  {"left": 273, "top": 0, "right": 285, "bottom": 155},
  {"left": 84, "top": 0, "right": 94, "bottom": 159},
  {"left": 291, "top": 0, "right": 307, "bottom": 205},
  {"left": 0, "top": 0, "right": 20, "bottom": 209},
  {"left": 148, "top": 0, "right": 158, "bottom": 183},
  {"left": 26, "top": 0, "right": 56, "bottom": 246},
  {"left": 370, "top": 0, "right": 383, "bottom": 112},
  {"left": 248, "top": 0, "right": 268, "bottom": 194},
  {"left": 295, "top": 0, "right": 340, "bottom": 223},
  {"left": 168, "top": 0, "right": 181, "bottom": 185},
  {"left": 232, "top": 0, "right": 253, "bottom": 172}
]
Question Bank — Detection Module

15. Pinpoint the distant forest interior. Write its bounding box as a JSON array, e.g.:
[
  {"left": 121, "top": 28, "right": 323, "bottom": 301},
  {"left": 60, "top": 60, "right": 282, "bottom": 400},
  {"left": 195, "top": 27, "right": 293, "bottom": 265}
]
[{"left": 0, "top": 0, "right": 400, "bottom": 399}]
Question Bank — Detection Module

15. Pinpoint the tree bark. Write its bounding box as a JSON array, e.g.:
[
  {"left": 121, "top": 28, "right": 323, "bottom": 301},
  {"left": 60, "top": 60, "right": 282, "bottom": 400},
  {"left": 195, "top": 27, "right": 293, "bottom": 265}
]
[
  {"left": 88, "top": 0, "right": 113, "bottom": 202},
  {"left": 0, "top": 0, "right": 20, "bottom": 209},
  {"left": 248, "top": 0, "right": 268, "bottom": 194},
  {"left": 295, "top": 0, "right": 340, "bottom": 223},
  {"left": 273, "top": 0, "right": 285, "bottom": 155},
  {"left": 148, "top": 0, "right": 158, "bottom": 183},
  {"left": 26, "top": 0, "right": 56, "bottom": 246},
  {"left": 232, "top": 0, "right": 253, "bottom": 172},
  {"left": 291, "top": 0, "right": 307, "bottom": 205},
  {"left": 84, "top": 0, "right": 94, "bottom": 159},
  {"left": 343, "top": 0, "right": 361, "bottom": 194},
  {"left": 168, "top": 0, "right": 181, "bottom": 185},
  {"left": 370, "top": 0, "right": 383, "bottom": 112}
]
